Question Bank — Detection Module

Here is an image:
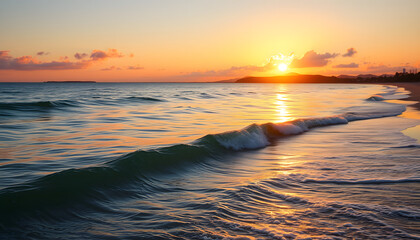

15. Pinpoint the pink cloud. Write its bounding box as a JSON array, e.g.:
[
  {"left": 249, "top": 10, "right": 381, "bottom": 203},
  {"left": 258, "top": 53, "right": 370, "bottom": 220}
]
[
  {"left": 0, "top": 49, "right": 126, "bottom": 71},
  {"left": 343, "top": 48, "right": 357, "bottom": 57},
  {"left": 36, "top": 51, "right": 49, "bottom": 56},
  {"left": 366, "top": 64, "right": 413, "bottom": 73},
  {"left": 101, "top": 66, "right": 122, "bottom": 71},
  {"left": 333, "top": 62, "right": 359, "bottom": 68},
  {"left": 127, "top": 66, "right": 144, "bottom": 70},
  {"left": 90, "top": 49, "right": 123, "bottom": 61},
  {"left": 181, "top": 54, "right": 295, "bottom": 78},
  {"left": 182, "top": 65, "right": 269, "bottom": 78},
  {"left": 0, "top": 51, "right": 89, "bottom": 71},
  {"left": 74, "top": 53, "right": 88, "bottom": 60},
  {"left": 290, "top": 50, "right": 339, "bottom": 68},
  {"left": 0, "top": 51, "right": 10, "bottom": 57}
]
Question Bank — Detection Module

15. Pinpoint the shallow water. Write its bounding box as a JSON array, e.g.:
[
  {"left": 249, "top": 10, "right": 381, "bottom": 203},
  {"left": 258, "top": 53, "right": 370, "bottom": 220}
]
[{"left": 0, "top": 83, "right": 419, "bottom": 239}]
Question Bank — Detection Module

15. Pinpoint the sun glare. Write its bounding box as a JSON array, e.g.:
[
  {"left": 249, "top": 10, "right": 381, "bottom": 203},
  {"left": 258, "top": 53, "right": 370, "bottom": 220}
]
[
  {"left": 278, "top": 63, "right": 288, "bottom": 72},
  {"left": 268, "top": 53, "right": 293, "bottom": 73}
]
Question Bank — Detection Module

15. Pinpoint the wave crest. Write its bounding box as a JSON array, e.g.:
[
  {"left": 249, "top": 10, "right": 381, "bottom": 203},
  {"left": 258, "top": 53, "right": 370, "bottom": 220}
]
[
  {"left": 366, "top": 95, "right": 385, "bottom": 101},
  {"left": 125, "top": 96, "right": 165, "bottom": 102},
  {"left": 0, "top": 100, "right": 79, "bottom": 111}
]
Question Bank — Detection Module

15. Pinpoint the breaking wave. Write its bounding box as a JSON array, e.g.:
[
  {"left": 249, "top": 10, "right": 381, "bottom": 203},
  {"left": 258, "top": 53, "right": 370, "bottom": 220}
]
[
  {"left": 366, "top": 94, "right": 385, "bottom": 101},
  {"left": 0, "top": 101, "right": 407, "bottom": 218}
]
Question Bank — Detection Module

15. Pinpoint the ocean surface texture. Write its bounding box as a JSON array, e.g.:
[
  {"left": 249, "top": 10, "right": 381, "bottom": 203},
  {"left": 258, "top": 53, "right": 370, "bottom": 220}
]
[{"left": 0, "top": 83, "right": 419, "bottom": 240}]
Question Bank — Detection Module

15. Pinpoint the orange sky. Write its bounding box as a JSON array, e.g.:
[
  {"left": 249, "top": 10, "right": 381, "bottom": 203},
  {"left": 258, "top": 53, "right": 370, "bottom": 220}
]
[{"left": 1, "top": 0, "right": 419, "bottom": 82}]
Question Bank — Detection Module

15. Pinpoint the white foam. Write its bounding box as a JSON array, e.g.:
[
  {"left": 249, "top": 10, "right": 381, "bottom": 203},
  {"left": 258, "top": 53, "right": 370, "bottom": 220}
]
[
  {"left": 343, "top": 104, "right": 406, "bottom": 121},
  {"left": 294, "top": 116, "right": 349, "bottom": 129},
  {"left": 272, "top": 123, "right": 305, "bottom": 135},
  {"left": 210, "top": 94, "right": 406, "bottom": 151},
  {"left": 366, "top": 95, "right": 385, "bottom": 101}
]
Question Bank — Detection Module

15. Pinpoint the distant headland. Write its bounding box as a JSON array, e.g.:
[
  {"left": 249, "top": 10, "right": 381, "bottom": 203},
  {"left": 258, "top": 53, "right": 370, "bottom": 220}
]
[
  {"left": 233, "top": 71, "right": 420, "bottom": 84},
  {"left": 44, "top": 81, "right": 96, "bottom": 83}
]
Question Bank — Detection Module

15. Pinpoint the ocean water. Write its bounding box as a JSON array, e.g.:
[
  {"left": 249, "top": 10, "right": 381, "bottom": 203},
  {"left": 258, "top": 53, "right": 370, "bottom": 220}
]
[{"left": 0, "top": 82, "right": 419, "bottom": 240}]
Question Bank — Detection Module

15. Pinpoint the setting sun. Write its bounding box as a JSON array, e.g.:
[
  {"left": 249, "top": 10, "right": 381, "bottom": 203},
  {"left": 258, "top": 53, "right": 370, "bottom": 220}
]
[{"left": 278, "top": 63, "right": 288, "bottom": 72}]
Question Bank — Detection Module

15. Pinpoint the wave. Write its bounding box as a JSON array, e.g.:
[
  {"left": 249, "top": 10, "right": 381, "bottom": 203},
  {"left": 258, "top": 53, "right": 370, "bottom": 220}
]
[
  {"left": 390, "top": 144, "right": 420, "bottom": 148},
  {"left": 303, "top": 178, "right": 420, "bottom": 184},
  {"left": 0, "top": 101, "right": 407, "bottom": 218},
  {"left": 199, "top": 93, "right": 216, "bottom": 99},
  {"left": 87, "top": 96, "right": 165, "bottom": 107},
  {"left": 214, "top": 182, "right": 420, "bottom": 240},
  {"left": 125, "top": 96, "right": 165, "bottom": 102},
  {"left": 366, "top": 94, "right": 385, "bottom": 101},
  {"left": 206, "top": 104, "right": 405, "bottom": 151},
  {"left": 0, "top": 143, "right": 221, "bottom": 216},
  {"left": 0, "top": 100, "right": 79, "bottom": 111}
]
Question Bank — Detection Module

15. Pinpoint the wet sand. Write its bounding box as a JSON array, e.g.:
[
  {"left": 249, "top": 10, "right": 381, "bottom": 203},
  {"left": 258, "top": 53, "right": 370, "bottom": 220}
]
[
  {"left": 389, "top": 82, "right": 420, "bottom": 111},
  {"left": 388, "top": 82, "right": 420, "bottom": 143}
]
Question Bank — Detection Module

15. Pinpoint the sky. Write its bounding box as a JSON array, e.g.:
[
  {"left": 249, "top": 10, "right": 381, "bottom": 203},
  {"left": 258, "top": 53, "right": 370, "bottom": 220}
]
[{"left": 0, "top": 0, "right": 419, "bottom": 82}]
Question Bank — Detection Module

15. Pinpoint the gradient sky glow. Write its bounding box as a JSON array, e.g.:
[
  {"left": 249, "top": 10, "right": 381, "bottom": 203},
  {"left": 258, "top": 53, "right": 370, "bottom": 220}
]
[{"left": 1, "top": 0, "right": 419, "bottom": 82}]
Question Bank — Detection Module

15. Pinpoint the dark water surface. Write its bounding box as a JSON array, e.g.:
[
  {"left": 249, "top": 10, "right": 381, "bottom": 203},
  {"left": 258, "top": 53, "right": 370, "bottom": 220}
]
[{"left": 0, "top": 83, "right": 419, "bottom": 239}]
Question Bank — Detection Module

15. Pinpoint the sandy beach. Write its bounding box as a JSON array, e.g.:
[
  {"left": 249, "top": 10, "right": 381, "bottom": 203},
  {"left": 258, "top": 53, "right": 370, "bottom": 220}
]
[{"left": 389, "top": 82, "right": 420, "bottom": 111}]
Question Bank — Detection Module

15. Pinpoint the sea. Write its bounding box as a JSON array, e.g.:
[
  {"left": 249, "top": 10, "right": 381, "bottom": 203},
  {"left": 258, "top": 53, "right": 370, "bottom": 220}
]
[{"left": 0, "top": 82, "right": 419, "bottom": 240}]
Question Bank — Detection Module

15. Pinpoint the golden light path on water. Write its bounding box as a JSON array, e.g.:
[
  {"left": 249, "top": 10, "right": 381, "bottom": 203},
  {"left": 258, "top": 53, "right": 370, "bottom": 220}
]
[
  {"left": 0, "top": 83, "right": 387, "bottom": 165},
  {"left": 275, "top": 92, "right": 294, "bottom": 123}
]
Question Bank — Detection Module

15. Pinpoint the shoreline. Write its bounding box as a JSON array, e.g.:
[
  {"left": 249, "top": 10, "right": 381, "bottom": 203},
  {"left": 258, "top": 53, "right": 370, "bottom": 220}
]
[
  {"left": 385, "top": 82, "right": 420, "bottom": 144},
  {"left": 385, "top": 82, "right": 420, "bottom": 111}
]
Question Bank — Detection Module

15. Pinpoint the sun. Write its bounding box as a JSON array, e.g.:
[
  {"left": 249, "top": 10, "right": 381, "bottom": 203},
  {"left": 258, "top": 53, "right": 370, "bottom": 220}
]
[{"left": 278, "top": 63, "right": 288, "bottom": 72}]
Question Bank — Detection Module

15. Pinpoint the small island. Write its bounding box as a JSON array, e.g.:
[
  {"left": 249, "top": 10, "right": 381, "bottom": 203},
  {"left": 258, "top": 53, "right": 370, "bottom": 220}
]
[{"left": 44, "top": 81, "right": 96, "bottom": 83}]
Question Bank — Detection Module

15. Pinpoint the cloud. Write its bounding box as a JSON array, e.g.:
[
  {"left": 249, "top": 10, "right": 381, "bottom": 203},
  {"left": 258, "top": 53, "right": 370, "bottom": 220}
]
[
  {"left": 366, "top": 64, "right": 413, "bottom": 73},
  {"left": 90, "top": 50, "right": 108, "bottom": 60},
  {"left": 181, "top": 53, "right": 295, "bottom": 78},
  {"left": 343, "top": 48, "right": 357, "bottom": 57},
  {"left": 0, "top": 51, "right": 10, "bottom": 57},
  {"left": 333, "top": 62, "right": 359, "bottom": 68},
  {"left": 0, "top": 52, "right": 89, "bottom": 70},
  {"left": 77, "top": 49, "right": 124, "bottom": 61},
  {"left": 74, "top": 52, "right": 88, "bottom": 60},
  {"left": 182, "top": 65, "right": 268, "bottom": 78},
  {"left": 0, "top": 49, "right": 126, "bottom": 71},
  {"left": 90, "top": 49, "right": 123, "bottom": 61},
  {"left": 290, "top": 50, "right": 339, "bottom": 68},
  {"left": 101, "top": 66, "right": 121, "bottom": 71},
  {"left": 36, "top": 51, "right": 49, "bottom": 56},
  {"left": 127, "top": 66, "right": 144, "bottom": 70}
]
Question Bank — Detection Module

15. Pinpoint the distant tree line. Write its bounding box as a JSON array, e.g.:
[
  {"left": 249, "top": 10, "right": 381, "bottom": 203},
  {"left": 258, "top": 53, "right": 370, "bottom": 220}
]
[
  {"left": 354, "top": 72, "right": 420, "bottom": 83},
  {"left": 235, "top": 72, "right": 420, "bottom": 83}
]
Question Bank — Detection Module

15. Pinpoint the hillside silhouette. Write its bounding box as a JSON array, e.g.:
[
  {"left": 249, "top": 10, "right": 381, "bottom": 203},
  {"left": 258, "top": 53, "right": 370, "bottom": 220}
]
[{"left": 235, "top": 72, "right": 420, "bottom": 83}]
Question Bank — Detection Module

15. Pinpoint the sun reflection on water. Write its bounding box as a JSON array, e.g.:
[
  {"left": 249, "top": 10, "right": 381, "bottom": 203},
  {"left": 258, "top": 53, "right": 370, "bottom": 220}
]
[{"left": 275, "top": 92, "right": 294, "bottom": 123}]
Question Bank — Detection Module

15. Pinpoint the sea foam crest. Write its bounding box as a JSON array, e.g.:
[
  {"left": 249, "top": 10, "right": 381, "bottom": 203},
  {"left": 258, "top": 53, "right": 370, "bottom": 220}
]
[
  {"left": 211, "top": 103, "right": 405, "bottom": 151},
  {"left": 272, "top": 122, "right": 304, "bottom": 135},
  {"left": 213, "top": 124, "right": 270, "bottom": 150},
  {"left": 343, "top": 104, "right": 406, "bottom": 121},
  {"left": 291, "top": 116, "right": 348, "bottom": 130},
  {"left": 212, "top": 116, "right": 351, "bottom": 151},
  {"left": 366, "top": 95, "right": 385, "bottom": 101}
]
